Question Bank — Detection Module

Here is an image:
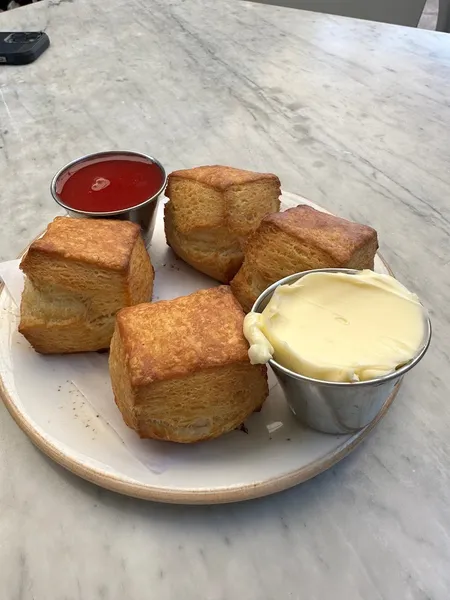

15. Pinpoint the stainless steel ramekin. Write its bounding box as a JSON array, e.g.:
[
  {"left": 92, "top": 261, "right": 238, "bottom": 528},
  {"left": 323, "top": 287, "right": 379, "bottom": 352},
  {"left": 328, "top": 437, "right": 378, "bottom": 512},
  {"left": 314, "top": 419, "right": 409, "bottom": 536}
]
[
  {"left": 251, "top": 269, "right": 432, "bottom": 435},
  {"left": 50, "top": 150, "right": 167, "bottom": 242}
]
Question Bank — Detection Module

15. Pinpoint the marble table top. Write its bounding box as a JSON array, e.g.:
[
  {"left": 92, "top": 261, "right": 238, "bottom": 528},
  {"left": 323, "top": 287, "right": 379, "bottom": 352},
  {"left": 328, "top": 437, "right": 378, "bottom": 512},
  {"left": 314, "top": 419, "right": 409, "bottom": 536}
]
[{"left": 1, "top": 0, "right": 450, "bottom": 598}]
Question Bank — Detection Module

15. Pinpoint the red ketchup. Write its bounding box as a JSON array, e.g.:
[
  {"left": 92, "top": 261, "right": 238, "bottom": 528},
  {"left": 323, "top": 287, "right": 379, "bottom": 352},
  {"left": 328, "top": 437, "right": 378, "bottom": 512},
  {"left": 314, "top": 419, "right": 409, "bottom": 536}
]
[{"left": 57, "top": 154, "right": 165, "bottom": 213}]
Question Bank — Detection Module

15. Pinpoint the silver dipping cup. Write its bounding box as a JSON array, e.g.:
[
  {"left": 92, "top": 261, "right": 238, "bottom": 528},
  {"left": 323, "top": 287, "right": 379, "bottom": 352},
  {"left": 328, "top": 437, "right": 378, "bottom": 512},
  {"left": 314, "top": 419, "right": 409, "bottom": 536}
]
[
  {"left": 251, "top": 269, "right": 432, "bottom": 435},
  {"left": 50, "top": 150, "right": 167, "bottom": 242}
]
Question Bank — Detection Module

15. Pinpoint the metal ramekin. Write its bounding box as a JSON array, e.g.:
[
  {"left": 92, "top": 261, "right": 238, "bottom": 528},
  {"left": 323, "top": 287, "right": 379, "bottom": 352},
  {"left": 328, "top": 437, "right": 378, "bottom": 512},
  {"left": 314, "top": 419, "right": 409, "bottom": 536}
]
[
  {"left": 251, "top": 269, "right": 432, "bottom": 435},
  {"left": 50, "top": 150, "right": 167, "bottom": 242}
]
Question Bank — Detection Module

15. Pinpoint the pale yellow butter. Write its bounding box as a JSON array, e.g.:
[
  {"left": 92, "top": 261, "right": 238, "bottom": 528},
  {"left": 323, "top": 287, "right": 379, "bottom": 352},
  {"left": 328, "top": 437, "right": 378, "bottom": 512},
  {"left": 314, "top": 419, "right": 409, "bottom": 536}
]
[{"left": 243, "top": 270, "right": 425, "bottom": 383}]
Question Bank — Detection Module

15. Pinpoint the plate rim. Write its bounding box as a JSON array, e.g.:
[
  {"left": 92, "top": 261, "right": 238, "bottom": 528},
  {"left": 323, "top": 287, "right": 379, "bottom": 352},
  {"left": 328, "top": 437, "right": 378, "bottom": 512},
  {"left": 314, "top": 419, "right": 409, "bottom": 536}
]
[
  {"left": 0, "top": 371, "right": 399, "bottom": 503},
  {"left": 0, "top": 193, "right": 398, "bottom": 504}
]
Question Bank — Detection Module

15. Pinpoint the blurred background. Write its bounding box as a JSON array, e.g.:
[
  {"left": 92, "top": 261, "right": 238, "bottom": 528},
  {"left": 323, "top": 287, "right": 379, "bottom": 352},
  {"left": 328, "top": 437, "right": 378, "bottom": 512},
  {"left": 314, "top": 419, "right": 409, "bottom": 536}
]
[{"left": 0, "top": 0, "right": 442, "bottom": 31}]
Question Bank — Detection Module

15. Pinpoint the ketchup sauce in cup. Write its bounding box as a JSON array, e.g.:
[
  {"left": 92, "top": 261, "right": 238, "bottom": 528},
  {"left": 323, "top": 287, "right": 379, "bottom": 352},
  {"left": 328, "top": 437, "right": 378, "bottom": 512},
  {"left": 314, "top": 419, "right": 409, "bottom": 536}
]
[{"left": 51, "top": 151, "right": 167, "bottom": 240}]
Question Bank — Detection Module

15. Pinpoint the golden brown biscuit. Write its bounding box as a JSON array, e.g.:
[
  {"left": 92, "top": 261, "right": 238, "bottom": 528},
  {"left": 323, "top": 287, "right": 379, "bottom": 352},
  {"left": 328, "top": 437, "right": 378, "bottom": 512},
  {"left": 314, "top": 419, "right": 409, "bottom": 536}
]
[
  {"left": 19, "top": 217, "right": 153, "bottom": 354},
  {"left": 164, "top": 165, "right": 281, "bottom": 283},
  {"left": 109, "top": 286, "right": 268, "bottom": 443},
  {"left": 231, "top": 205, "right": 378, "bottom": 312}
]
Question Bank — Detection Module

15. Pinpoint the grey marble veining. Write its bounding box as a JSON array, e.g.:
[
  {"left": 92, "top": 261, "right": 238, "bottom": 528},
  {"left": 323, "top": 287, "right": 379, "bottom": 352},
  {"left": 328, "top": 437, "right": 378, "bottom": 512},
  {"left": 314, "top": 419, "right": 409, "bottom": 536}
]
[{"left": 1, "top": 0, "right": 450, "bottom": 598}]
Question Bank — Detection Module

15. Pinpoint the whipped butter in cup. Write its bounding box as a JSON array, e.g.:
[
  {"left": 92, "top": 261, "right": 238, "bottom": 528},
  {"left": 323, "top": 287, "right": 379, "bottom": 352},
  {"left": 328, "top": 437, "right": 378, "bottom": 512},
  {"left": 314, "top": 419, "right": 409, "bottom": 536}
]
[
  {"left": 245, "top": 269, "right": 431, "bottom": 434},
  {"left": 245, "top": 269, "right": 426, "bottom": 382}
]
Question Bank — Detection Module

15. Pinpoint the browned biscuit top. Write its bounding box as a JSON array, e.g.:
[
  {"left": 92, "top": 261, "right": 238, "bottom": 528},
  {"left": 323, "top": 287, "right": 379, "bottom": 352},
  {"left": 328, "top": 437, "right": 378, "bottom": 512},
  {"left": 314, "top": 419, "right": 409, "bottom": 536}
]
[
  {"left": 167, "top": 165, "right": 280, "bottom": 192},
  {"left": 264, "top": 205, "right": 377, "bottom": 260},
  {"left": 116, "top": 286, "right": 250, "bottom": 386},
  {"left": 20, "top": 216, "right": 141, "bottom": 273}
]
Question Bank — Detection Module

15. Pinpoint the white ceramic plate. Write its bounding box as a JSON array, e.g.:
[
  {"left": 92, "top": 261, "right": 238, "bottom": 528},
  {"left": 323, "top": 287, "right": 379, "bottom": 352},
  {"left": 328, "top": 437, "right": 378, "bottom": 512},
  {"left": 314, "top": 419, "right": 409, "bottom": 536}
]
[{"left": 0, "top": 192, "right": 394, "bottom": 504}]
